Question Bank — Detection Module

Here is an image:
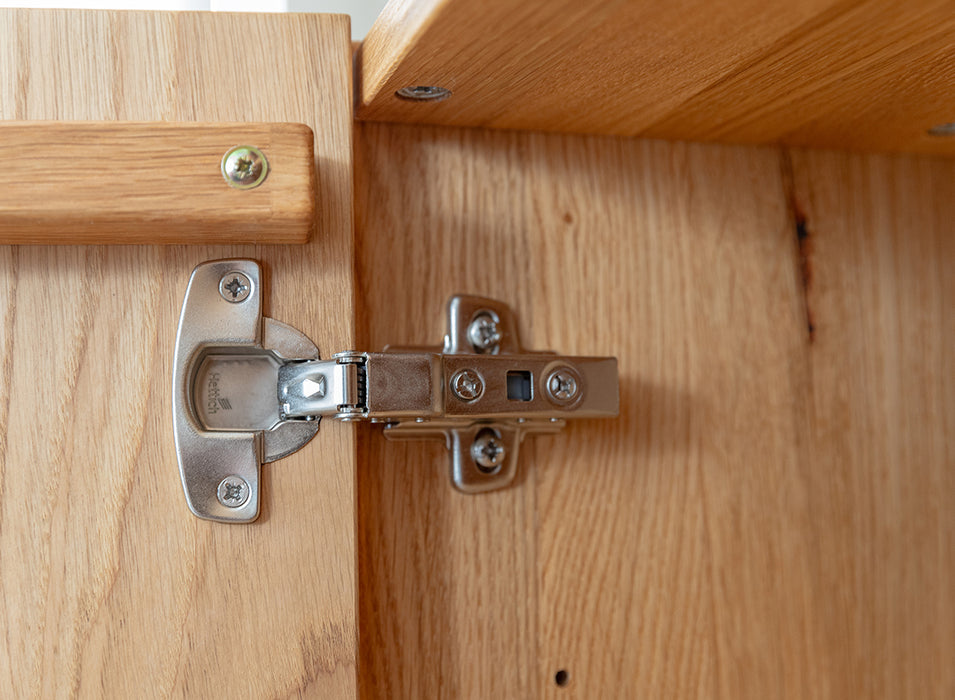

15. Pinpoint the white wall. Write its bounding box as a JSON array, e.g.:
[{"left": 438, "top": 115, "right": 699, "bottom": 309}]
[
  {"left": 0, "top": 0, "right": 390, "bottom": 38},
  {"left": 287, "top": 0, "right": 386, "bottom": 38}
]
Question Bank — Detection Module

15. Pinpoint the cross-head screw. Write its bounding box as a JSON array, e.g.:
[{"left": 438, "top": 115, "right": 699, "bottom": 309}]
[
  {"left": 467, "top": 312, "right": 502, "bottom": 353},
  {"left": 471, "top": 430, "right": 506, "bottom": 473},
  {"left": 545, "top": 366, "right": 581, "bottom": 404},
  {"left": 217, "top": 475, "right": 250, "bottom": 508},
  {"left": 221, "top": 146, "right": 268, "bottom": 189},
  {"left": 395, "top": 85, "right": 452, "bottom": 101},
  {"left": 450, "top": 368, "right": 485, "bottom": 402},
  {"left": 219, "top": 271, "right": 252, "bottom": 303}
]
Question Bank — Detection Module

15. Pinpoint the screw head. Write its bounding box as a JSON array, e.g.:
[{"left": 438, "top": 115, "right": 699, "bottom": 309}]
[
  {"left": 545, "top": 367, "right": 581, "bottom": 405},
  {"left": 221, "top": 146, "right": 268, "bottom": 189},
  {"left": 471, "top": 430, "right": 506, "bottom": 473},
  {"left": 395, "top": 85, "right": 452, "bottom": 101},
  {"left": 928, "top": 122, "right": 955, "bottom": 137},
  {"left": 450, "top": 368, "right": 485, "bottom": 402},
  {"left": 467, "top": 312, "right": 502, "bottom": 353},
  {"left": 219, "top": 271, "right": 252, "bottom": 303},
  {"left": 217, "top": 475, "right": 250, "bottom": 508}
]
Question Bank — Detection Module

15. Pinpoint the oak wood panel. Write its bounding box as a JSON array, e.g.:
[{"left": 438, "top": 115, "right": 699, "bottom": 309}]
[
  {"left": 355, "top": 122, "right": 954, "bottom": 698},
  {"left": 355, "top": 125, "right": 541, "bottom": 699},
  {"left": 526, "top": 138, "right": 818, "bottom": 700},
  {"left": 0, "top": 121, "right": 316, "bottom": 244},
  {"left": 355, "top": 123, "right": 814, "bottom": 698},
  {"left": 788, "top": 150, "right": 955, "bottom": 698},
  {"left": 0, "top": 10, "right": 356, "bottom": 698},
  {"left": 644, "top": 1, "right": 955, "bottom": 155},
  {"left": 356, "top": 0, "right": 955, "bottom": 156}
]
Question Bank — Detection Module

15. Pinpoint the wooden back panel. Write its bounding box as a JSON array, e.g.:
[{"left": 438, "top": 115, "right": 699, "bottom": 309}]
[{"left": 354, "top": 122, "right": 954, "bottom": 699}]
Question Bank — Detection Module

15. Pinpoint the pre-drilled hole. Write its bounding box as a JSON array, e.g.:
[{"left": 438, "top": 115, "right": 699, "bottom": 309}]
[{"left": 555, "top": 669, "right": 569, "bottom": 687}]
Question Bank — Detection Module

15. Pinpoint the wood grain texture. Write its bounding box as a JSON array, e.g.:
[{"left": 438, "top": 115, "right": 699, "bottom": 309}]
[
  {"left": 355, "top": 124, "right": 544, "bottom": 700},
  {"left": 0, "top": 10, "right": 356, "bottom": 698},
  {"left": 356, "top": 0, "right": 955, "bottom": 156},
  {"left": 0, "top": 121, "right": 316, "bottom": 244},
  {"left": 354, "top": 122, "right": 954, "bottom": 698},
  {"left": 788, "top": 149, "right": 955, "bottom": 698}
]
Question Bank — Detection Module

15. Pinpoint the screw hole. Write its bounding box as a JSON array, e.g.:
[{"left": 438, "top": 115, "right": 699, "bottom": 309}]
[{"left": 555, "top": 669, "right": 569, "bottom": 687}]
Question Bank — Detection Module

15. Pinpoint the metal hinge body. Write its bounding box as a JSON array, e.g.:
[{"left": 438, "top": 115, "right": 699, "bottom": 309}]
[{"left": 174, "top": 260, "right": 619, "bottom": 522}]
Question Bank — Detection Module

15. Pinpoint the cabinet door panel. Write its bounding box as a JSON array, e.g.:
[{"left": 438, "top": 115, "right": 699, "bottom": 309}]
[{"left": 0, "top": 11, "right": 356, "bottom": 698}]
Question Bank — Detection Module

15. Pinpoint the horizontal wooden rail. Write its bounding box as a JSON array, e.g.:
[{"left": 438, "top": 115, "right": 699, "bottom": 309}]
[{"left": 0, "top": 121, "right": 316, "bottom": 244}]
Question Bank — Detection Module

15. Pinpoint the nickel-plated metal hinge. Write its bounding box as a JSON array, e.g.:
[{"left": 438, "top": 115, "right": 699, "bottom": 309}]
[{"left": 174, "top": 260, "right": 619, "bottom": 522}]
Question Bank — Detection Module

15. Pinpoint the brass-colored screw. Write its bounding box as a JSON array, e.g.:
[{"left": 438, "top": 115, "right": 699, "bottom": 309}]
[{"left": 221, "top": 146, "right": 268, "bottom": 189}]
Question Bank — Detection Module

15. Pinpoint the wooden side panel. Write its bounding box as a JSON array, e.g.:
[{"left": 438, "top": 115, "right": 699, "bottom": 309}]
[
  {"left": 789, "top": 150, "right": 955, "bottom": 698},
  {"left": 356, "top": 0, "right": 955, "bottom": 156},
  {"left": 355, "top": 126, "right": 541, "bottom": 699},
  {"left": 0, "top": 11, "right": 356, "bottom": 698},
  {"left": 0, "top": 121, "right": 316, "bottom": 245},
  {"left": 354, "top": 122, "right": 954, "bottom": 698}
]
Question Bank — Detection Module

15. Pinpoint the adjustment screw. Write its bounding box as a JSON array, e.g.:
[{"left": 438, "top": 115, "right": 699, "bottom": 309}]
[
  {"left": 467, "top": 312, "right": 501, "bottom": 353},
  {"left": 219, "top": 271, "right": 252, "bottom": 303},
  {"left": 471, "top": 431, "right": 506, "bottom": 473},
  {"left": 450, "top": 368, "right": 484, "bottom": 402},
  {"left": 545, "top": 367, "right": 581, "bottom": 404},
  {"left": 221, "top": 145, "right": 269, "bottom": 189},
  {"left": 217, "top": 475, "right": 250, "bottom": 508}
]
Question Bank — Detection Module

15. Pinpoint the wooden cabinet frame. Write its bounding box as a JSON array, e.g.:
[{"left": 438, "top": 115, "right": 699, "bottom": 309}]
[{"left": 0, "top": 4, "right": 951, "bottom": 698}]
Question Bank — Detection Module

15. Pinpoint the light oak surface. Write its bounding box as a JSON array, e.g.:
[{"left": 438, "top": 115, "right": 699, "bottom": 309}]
[
  {"left": 0, "top": 10, "right": 356, "bottom": 698},
  {"left": 788, "top": 149, "right": 954, "bottom": 698},
  {"left": 357, "top": 0, "right": 955, "bottom": 155},
  {"left": 1, "top": 7, "right": 951, "bottom": 699},
  {"left": 354, "top": 122, "right": 954, "bottom": 698},
  {"left": 0, "top": 121, "right": 316, "bottom": 244}
]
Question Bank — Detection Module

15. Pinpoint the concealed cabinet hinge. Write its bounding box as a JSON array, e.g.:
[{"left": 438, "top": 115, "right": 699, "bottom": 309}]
[{"left": 174, "top": 260, "right": 619, "bottom": 522}]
